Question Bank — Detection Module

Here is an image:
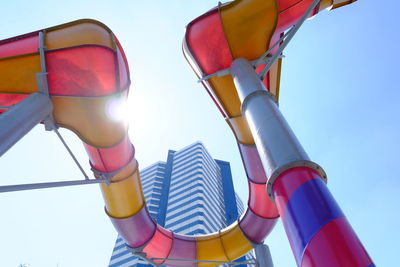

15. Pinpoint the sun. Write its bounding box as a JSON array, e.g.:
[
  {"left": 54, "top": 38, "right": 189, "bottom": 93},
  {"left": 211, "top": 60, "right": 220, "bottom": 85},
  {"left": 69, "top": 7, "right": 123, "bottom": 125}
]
[{"left": 104, "top": 95, "right": 130, "bottom": 124}]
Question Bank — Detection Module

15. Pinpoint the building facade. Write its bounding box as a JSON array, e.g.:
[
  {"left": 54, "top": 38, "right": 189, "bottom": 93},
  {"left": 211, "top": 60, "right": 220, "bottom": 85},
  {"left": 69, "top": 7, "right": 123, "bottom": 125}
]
[{"left": 108, "top": 142, "right": 248, "bottom": 267}]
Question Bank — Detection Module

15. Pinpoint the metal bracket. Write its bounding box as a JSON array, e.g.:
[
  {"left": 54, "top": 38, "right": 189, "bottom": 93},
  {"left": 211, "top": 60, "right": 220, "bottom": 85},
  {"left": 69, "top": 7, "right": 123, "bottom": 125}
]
[
  {"left": 197, "top": 0, "right": 320, "bottom": 83},
  {"left": 37, "top": 31, "right": 49, "bottom": 95},
  {"left": 128, "top": 247, "right": 160, "bottom": 267},
  {"left": 36, "top": 30, "right": 54, "bottom": 131},
  {"left": 257, "top": 0, "right": 321, "bottom": 79},
  {"left": 90, "top": 154, "right": 137, "bottom": 187}
]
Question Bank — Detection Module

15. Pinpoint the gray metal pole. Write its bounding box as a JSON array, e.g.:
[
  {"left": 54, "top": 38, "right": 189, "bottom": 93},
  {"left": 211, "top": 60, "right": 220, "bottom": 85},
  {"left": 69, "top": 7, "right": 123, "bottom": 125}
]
[
  {"left": 255, "top": 244, "right": 274, "bottom": 267},
  {"left": 230, "top": 58, "right": 326, "bottom": 199},
  {"left": 0, "top": 178, "right": 109, "bottom": 193},
  {"left": 0, "top": 92, "right": 53, "bottom": 157}
]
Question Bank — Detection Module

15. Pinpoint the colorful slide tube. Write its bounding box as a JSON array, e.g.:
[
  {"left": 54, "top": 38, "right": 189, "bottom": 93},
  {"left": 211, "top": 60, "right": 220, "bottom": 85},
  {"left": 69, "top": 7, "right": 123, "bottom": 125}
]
[
  {"left": 0, "top": 19, "right": 277, "bottom": 266},
  {"left": 184, "top": 0, "right": 373, "bottom": 266},
  {"left": 0, "top": 0, "right": 375, "bottom": 265}
]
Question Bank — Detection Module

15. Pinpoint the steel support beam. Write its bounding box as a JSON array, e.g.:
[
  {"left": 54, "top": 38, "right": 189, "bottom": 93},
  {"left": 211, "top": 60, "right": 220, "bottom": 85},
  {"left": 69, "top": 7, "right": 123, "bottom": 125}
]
[
  {"left": 255, "top": 244, "right": 274, "bottom": 267},
  {"left": 0, "top": 178, "right": 109, "bottom": 193},
  {"left": 0, "top": 92, "right": 53, "bottom": 157},
  {"left": 151, "top": 257, "right": 256, "bottom": 266}
]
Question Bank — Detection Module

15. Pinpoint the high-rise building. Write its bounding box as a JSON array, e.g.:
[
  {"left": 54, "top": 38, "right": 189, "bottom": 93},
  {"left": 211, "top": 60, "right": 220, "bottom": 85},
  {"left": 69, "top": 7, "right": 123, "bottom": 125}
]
[{"left": 108, "top": 142, "right": 249, "bottom": 267}]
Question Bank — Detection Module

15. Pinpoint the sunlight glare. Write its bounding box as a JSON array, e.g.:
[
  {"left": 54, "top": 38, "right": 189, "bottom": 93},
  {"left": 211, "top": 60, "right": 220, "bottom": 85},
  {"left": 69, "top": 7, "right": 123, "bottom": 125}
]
[{"left": 105, "top": 97, "right": 129, "bottom": 124}]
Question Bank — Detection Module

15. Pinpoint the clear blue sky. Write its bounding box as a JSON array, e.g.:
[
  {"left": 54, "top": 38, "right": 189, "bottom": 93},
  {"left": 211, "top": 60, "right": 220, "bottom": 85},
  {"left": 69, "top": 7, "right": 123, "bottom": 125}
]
[{"left": 0, "top": 0, "right": 398, "bottom": 266}]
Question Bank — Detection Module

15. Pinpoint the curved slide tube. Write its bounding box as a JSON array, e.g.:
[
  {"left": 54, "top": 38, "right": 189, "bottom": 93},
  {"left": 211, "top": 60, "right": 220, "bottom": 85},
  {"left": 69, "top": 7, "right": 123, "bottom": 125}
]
[
  {"left": 0, "top": 19, "right": 277, "bottom": 266},
  {"left": 184, "top": 0, "right": 373, "bottom": 266},
  {"left": 0, "top": 0, "right": 372, "bottom": 265}
]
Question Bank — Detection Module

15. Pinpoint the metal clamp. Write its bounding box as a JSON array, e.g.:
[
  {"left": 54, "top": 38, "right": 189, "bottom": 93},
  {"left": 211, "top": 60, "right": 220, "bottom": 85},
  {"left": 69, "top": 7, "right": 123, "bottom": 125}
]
[
  {"left": 90, "top": 155, "right": 137, "bottom": 184},
  {"left": 128, "top": 246, "right": 160, "bottom": 267},
  {"left": 266, "top": 160, "right": 327, "bottom": 199},
  {"left": 241, "top": 89, "right": 276, "bottom": 115}
]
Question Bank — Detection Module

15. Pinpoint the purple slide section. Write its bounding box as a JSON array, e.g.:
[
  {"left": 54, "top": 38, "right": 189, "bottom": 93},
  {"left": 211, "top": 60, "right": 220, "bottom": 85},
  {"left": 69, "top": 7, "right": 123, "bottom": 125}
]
[
  {"left": 239, "top": 208, "right": 277, "bottom": 244},
  {"left": 166, "top": 234, "right": 197, "bottom": 267},
  {"left": 238, "top": 143, "right": 268, "bottom": 184},
  {"left": 110, "top": 207, "right": 156, "bottom": 248}
]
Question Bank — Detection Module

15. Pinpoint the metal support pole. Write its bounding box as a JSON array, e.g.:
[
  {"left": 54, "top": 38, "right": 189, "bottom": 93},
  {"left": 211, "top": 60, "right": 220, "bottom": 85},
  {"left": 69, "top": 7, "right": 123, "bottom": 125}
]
[
  {"left": 231, "top": 58, "right": 374, "bottom": 267},
  {"left": 255, "top": 244, "right": 274, "bottom": 267},
  {"left": 151, "top": 257, "right": 256, "bottom": 266},
  {"left": 0, "top": 178, "right": 109, "bottom": 193},
  {"left": 52, "top": 125, "right": 90, "bottom": 180},
  {"left": 0, "top": 92, "right": 53, "bottom": 157},
  {"left": 231, "top": 58, "right": 326, "bottom": 198}
]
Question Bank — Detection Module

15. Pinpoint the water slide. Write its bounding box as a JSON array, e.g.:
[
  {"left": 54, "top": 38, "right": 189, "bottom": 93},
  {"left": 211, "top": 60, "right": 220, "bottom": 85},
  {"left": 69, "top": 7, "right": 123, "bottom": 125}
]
[{"left": 0, "top": 1, "right": 374, "bottom": 266}]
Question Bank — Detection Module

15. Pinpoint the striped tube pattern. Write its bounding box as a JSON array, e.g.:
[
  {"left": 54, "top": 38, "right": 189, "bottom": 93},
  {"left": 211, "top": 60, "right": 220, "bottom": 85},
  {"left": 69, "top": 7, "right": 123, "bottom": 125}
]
[
  {"left": 87, "top": 137, "right": 279, "bottom": 266},
  {"left": 273, "top": 167, "right": 374, "bottom": 267}
]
